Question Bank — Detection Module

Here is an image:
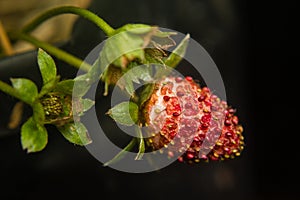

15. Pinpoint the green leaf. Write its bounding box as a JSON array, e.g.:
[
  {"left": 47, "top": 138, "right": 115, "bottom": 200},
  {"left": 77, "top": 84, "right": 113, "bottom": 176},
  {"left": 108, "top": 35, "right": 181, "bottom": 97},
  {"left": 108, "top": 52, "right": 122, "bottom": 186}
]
[
  {"left": 164, "top": 34, "right": 190, "bottom": 68},
  {"left": 103, "top": 138, "right": 137, "bottom": 166},
  {"left": 38, "top": 49, "right": 57, "bottom": 85},
  {"left": 21, "top": 117, "right": 48, "bottom": 153},
  {"left": 108, "top": 102, "right": 139, "bottom": 126},
  {"left": 57, "top": 122, "right": 92, "bottom": 145},
  {"left": 11, "top": 78, "right": 38, "bottom": 104},
  {"left": 54, "top": 79, "right": 74, "bottom": 95},
  {"left": 135, "top": 127, "right": 145, "bottom": 160}
]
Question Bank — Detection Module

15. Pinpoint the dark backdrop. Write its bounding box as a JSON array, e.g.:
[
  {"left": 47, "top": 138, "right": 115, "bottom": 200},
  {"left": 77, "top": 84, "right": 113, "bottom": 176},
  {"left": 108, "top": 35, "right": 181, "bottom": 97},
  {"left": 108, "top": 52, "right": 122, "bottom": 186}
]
[{"left": 0, "top": 0, "right": 297, "bottom": 199}]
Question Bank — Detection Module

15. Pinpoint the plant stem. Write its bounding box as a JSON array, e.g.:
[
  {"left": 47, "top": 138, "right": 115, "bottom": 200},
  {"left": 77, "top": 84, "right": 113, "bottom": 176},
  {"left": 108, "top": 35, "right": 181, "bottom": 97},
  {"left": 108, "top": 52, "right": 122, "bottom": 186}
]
[
  {"left": 0, "top": 80, "right": 24, "bottom": 102},
  {"left": 0, "top": 21, "right": 13, "bottom": 55},
  {"left": 22, "top": 6, "right": 115, "bottom": 36},
  {"left": 103, "top": 138, "right": 137, "bottom": 166},
  {"left": 9, "top": 32, "right": 91, "bottom": 71}
]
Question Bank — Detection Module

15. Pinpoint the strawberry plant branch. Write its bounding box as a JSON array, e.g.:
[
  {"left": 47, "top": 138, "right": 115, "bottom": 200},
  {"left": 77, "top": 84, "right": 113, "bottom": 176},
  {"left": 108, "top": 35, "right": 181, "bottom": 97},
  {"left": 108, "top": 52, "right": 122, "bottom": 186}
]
[
  {"left": 0, "top": 49, "right": 93, "bottom": 152},
  {"left": 9, "top": 32, "right": 91, "bottom": 71},
  {"left": 21, "top": 6, "right": 115, "bottom": 36},
  {"left": 7, "top": 6, "right": 116, "bottom": 72}
]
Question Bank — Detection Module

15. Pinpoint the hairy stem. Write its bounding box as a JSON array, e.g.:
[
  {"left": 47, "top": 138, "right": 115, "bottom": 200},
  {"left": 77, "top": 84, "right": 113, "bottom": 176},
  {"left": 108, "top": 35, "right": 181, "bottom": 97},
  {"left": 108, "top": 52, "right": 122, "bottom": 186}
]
[
  {"left": 22, "top": 6, "right": 115, "bottom": 36},
  {"left": 9, "top": 32, "right": 91, "bottom": 71}
]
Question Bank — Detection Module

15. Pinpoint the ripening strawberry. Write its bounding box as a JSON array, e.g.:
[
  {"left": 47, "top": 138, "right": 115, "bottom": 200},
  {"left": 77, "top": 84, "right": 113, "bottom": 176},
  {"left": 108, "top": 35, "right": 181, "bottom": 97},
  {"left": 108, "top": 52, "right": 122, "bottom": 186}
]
[{"left": 143, "top": 76, "right": 244, "bottom": 163}]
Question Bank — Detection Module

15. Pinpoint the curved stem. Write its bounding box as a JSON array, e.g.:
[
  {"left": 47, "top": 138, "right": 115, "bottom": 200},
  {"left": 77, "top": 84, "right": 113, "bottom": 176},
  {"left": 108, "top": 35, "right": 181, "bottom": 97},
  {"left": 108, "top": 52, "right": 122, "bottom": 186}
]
[
  {"left": 9, "top": 32, "right": 91, "bottom": 71},
  {"left": 22, "top": 6, "right": 115, "bottom": 36},
  {"left": 0, "top": 80, "right": 23, "bottom": 102},
  {"left": 103, "top": 138, "right": 137, "bottom": 166}
]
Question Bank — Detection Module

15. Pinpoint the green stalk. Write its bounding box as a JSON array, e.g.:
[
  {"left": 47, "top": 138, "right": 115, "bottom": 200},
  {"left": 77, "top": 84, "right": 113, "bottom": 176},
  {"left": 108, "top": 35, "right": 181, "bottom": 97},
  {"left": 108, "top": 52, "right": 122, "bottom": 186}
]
[
  {"left": 9, "top": 32, "right": 91, "bottom": 71},
  {"left": 0, "top": 80, "right": 24, "bottom": 103},
  {"left": 22, "top": 6, "right": 115, "bottom": 36},
  {"left": 103, "top": 138, "right": 137, "bottom": 166}
]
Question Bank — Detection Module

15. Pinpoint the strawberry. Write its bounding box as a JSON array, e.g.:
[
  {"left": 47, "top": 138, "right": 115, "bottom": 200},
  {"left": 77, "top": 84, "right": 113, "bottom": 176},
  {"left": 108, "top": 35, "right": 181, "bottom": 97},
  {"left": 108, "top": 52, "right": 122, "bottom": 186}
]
[{"left": 143, "top": 76, "right": 244, "bottom": 163}]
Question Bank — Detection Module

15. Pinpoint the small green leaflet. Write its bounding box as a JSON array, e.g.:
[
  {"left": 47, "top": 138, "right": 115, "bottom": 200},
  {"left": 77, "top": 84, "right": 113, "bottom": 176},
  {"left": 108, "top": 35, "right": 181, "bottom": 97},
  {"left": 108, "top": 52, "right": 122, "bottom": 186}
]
[
  {"left": 37, "top": 48, "right": 57, "bottom": 85},
  {"left": 11, "top": 78, "right": 38, "bottom": 105},
  {"left": 21, "top": 117, "right": 48, "bottom": 153},
  {"left": 57, "top": 122, "right": 92, "bottom": 146},
  {"left": 108, "top": 102, "right": 139, "bottom": 126},
  {"left": 73, "top": 97, "right": 95, "bottom": 117},
  {"left": 80, "top": 98, "right": 95, "bottom": 113}
]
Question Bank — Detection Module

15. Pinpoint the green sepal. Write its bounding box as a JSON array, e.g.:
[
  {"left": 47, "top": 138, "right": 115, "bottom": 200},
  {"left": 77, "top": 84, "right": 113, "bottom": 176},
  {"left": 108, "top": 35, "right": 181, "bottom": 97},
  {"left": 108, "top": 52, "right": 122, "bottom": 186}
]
[
  {"left": 10, "top": 78, "right": 38, "bottom": 105},
  {"left": 164, "top": 34, "right": 190, "bottom": 68},
  {"left": 126, "top": 64, "right": 152, "bottom": 83},
  {"left": 99, "top": 24, "right": 177, "bottom": 97},
  {"left": 139, "top": 83, "right": 155, "bottom": 107},
  {"left": 57, "top": 122, "right": 92, "bottom": 146},
  {"left": 21, "top": 117, "right": 48, "bottom": 153},
  {"left": 37, "top": 48, "right": 57, "bottom": 85},
  {"left": 73, "top": 98, "right": 95, "bottom": 117},
  {"left": 107, "top": 102, "right": 139, "bottom": 126},
  {"left": 135, "top": 126, "right": 145, "bottom": 160},
  {"left": 80, "top": 98, "right": 95, "bottom": 113}
]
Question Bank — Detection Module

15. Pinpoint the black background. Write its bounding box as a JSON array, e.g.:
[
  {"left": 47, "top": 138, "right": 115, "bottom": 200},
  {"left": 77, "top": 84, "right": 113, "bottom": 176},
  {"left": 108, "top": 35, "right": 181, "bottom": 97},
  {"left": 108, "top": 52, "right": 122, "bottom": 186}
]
[{"left": 0, "top": 0, "right": 297, "bottom": 199}]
